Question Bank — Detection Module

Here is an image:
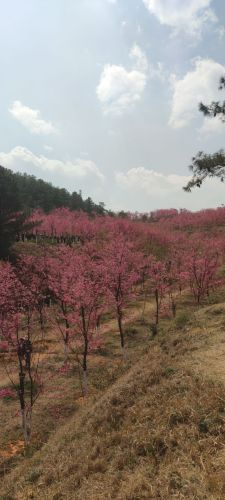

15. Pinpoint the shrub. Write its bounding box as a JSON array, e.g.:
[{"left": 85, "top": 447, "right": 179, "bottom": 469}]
[
  {"left": 125, "top": 326, "right": 138, "bottom": 337},
  {"left": 0, "top": 388, "right": 17, "bottom": 401},
  {"left": 175, "top": 312, "right": 190, "bottom": 329}
]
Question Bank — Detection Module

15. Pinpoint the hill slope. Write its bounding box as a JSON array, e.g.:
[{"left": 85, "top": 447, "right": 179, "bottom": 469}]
[
  {"left": 2, "top": 301, "right": 225, "bottom": 499},
  {"left": 0, "top": 165, "right": 106, "bottom": 214}
]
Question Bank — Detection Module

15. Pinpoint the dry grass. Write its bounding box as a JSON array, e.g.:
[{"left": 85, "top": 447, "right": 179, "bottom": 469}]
[
  {"left": 2, "top": 347, "right": 225, "bottom": 499},
  {"left": 0, "top": 295, "right": 151, "bottom": 478},
  {"left": 2, "top": 292, "right": 225, "bottom": 498}
]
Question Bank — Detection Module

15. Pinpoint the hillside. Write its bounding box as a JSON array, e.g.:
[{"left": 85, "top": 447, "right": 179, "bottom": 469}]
[
  {"left": 2, "top": 292, "right": 225, "bottom": 499},
  {"left": 1, "top": 207, "right": 225, "bottom": 499},
  {"left": 0, "top": 165, "right": 106, "bottom": 215}
]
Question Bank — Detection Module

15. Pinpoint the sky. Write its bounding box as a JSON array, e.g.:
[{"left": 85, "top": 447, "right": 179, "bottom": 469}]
[{"left": 0, "top": 0, "right": 225, "bottom": 212}]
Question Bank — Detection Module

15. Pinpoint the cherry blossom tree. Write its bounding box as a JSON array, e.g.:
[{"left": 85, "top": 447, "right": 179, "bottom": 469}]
[
  {"left": 66, "top": 253, "right": 105, "bottom": 394},
  {"left": 147, "top": 258, "right": 168, "bottom": 327},
  {"left": 0, "top": 262, "right": 44, "bottom": 443},
  {"left": 48, "top": 246, "right": 105, "bottom": 394},
  {"left": 47, "top": 246, "right": 76, "bottom": 360},
  {"left": 103, "top": 237, "right": 141, "bottom": 355},
  {"left": 184, "top": 238, "right": 221, "bottom": 305}
]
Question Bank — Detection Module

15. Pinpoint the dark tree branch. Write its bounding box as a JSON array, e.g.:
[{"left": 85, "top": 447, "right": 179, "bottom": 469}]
[
  {"left": 183, "top": 150, "right": 225, "bottom": 192},
  {"left": 199, "top": 75, "right": 225, "bottom": 121},
  {"left": 184, "top": 75, "right": 225, "bottom": 192}
]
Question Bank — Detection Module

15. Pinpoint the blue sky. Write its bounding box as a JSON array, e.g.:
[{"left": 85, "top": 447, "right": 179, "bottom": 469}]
[{"left": 0, "top": 0, "right": 225, "bottom": 211}]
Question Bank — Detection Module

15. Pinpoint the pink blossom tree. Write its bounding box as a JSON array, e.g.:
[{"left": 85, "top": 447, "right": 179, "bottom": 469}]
[
  {"left": 67, "top": 253, "right": 105, "bottom": 394},
  {"left": 184, "top": 238, "right": 221, "bottom": 305},
  {"left": 48, "top": 246, "right": 105, "bottom": 394},
  {"left": 0, "top": 262, "right": 44, "bottom": 443},
  {"left": 47, "top": 246, "right": 76, "bottom": 360},
  {"left": 103, "top": 237, "right": 141, "bottom": 355},
  {"left": 147, "top": 258, "right": 168, "bottom": 327}
]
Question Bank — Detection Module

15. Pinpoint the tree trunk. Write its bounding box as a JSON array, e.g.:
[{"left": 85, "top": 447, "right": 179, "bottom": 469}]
[
  {"left": 18, "top": 370, "right": 31, "bottom": 444},
  {"left": 18, "top": 339, "right": 33, "bottom": 444},
  {"left": 21, "top": 409, "right": 31, "bottom": 444},
  {"left": 141, "top": 291, "right": 147, "bottom": 320},
  {"left": 64, "top": 341, "right": 69, "bottom": 361},
  {"left": 82, "top": 368, "right": 88, "bottom": 396},
  {"left": 155, "top": 289, "right": 159, "bottom": 325},
  {"left": 63, "top": 313, "right": 70, "bottom": 362},
  {"left": 81, "top": 306, "right": 88, "bottom": 396},
  {"left": 171, "top": 299, "right": 176, "bottom": 318},
  {"left": 117, "top": 306, "right": 127, "bottom": 358},
  {"left": 21, "top": 409, "right": 28, "bottom": 443},
  {"left": 117, "top": 306, "right": 124, "bottom": 349}
]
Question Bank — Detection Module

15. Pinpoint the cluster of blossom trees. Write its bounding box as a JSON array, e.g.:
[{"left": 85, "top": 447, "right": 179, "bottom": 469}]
[
  {"left": 131, "top": 207, "right": 225, "bottom": 232},
  {"left": 21, "top": 205, "right": 225, "bottom": 246},
  {"left": 0, "top": 209, "right": 224, "bottom": 442}
]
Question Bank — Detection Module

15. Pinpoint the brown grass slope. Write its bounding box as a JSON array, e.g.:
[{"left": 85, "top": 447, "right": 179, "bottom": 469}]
[{"left": 2, "top": 311, "right": 225, "bottom": 500}]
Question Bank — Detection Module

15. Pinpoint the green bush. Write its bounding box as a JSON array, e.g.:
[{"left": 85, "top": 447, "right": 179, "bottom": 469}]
[{"left": 175, "top": 312, "right": 190, "bottom": 329}]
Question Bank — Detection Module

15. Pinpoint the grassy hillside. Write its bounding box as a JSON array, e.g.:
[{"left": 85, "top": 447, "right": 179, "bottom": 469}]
[{"left": 2, "top": 291, "right": 225, "bottom": 499}]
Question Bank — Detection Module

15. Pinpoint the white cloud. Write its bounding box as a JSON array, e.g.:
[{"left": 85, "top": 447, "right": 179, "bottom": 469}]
[
  {"left": 0, "top": 146, "right": 104, "bottom": 182},
  {"left": 198, "top": 116, "right": 225, "bottom": 137},
  {"left": 44, "top": 145, "right": 54, "bottom": 153},
  {"left": 97, "top": 45, "right": 148, "bottom": 115},
  {"left": 114, "top": 166, "right": 225, "bottom": 211},
  {"left": 130, "top": 44, "right": 148, "bottom": 73},
  {"left": 97, "top": 64, "right": 147, "bottom": 115},
  {"left": 150, "top": 61, "right": 166, "bottom": 82},
  {"left": 9, "top": 101, "right": 58, "bottom": 135},
  {"left": 217, "top": 25, "right": 225, "bottom": 40},
  {"left": 169, "top": 58, "right": 225, "bottom": 129},
  {"left": 116, "top": 167, "right": 189, "bottom": 195},
  {"left": 142, "top": 0, "right": 217, "bottom": 38}
]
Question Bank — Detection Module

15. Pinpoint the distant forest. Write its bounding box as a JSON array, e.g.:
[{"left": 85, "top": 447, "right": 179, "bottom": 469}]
[{"left": 0, "top": 165, "right": 107, "bottom": 215}]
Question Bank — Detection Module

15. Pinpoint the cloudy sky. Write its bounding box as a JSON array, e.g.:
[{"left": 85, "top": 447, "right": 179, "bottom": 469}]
[{"left": 0, "top": 0, "right": 225, "bottom": 212}]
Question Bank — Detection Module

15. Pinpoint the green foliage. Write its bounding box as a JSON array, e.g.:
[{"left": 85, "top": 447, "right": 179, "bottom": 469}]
[
  {"left": 184, "top": 75, "right": 225, "bottom": 192},
  {"left": 0, "top": 166, "right": 31, "bottom": 258},
  {"left": 0, "top": 388, "right": 17, "bottom": 402},
  {"left": 163, "top": 367, "right": 176, "bottom": 378},
  {"left": 199, "top": 75, "right": 225, "bottom": 120},
  {"left": 27, "top": 468, "right": 42, "bottom": 483},
  {"left": 175, "top": 312, "right": 190, "bottom": 329},
  {"left": 0, "top": 165, "right": 108, "bottom": 258},
  {"left": 14, "top": 380, "right": 39, "bottom": 398},
  {"left": 0, "top": 210, "right": 30, "bottom": 260},
  {"left": 198, "top": 418, "right": 209, "bottom": 434},
  {"left": 124, "top": 325, "right": 138, "bottom": 337},
  {"left": 184, "top": 150, "right": 225, "bottom": 192},
  {"left": 0, "top": 165, "right": 107, "bottom": 215}
]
